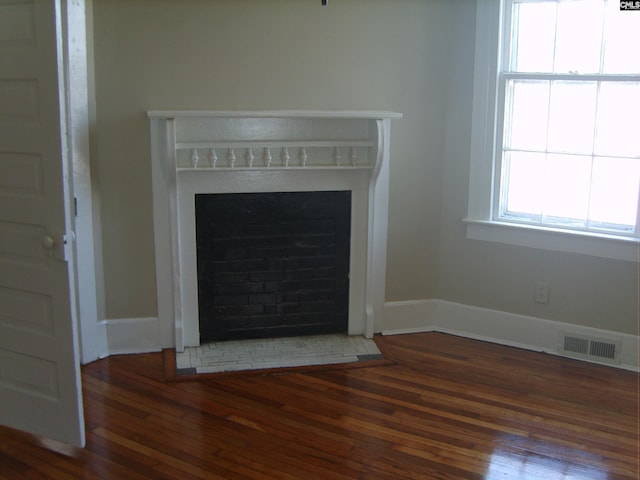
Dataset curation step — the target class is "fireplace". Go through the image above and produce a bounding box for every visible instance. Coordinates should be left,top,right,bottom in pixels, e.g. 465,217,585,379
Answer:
195,191,351,342
149,111,401,351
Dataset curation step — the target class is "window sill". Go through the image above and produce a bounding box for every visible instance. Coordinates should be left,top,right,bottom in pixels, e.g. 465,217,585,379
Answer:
463,219,639,262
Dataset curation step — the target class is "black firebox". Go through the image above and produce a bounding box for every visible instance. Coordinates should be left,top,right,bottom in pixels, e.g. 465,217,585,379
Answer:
195,191,351,343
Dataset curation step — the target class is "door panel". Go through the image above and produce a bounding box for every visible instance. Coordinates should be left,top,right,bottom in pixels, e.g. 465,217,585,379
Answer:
0,0,84,447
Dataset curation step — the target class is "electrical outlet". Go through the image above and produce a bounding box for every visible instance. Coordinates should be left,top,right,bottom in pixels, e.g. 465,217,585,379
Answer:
534,281,550,304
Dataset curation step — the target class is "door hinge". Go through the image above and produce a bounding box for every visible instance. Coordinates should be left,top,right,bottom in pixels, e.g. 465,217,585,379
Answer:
74,197,78,217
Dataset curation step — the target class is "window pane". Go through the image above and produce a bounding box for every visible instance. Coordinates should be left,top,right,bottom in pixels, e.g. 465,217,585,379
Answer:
502,151,545,218
504,80,549,151
547,81,597,154
542,154,591,226
554,0,604,74
510,1,556,73
603,1,640,74
590,157,640,231
595,82,640,158
498,0,639,237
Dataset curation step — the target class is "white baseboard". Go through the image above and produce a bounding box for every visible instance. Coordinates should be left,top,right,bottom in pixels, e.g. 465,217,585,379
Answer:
79,320,109,365
383,299,639,371
104,317,162,355
101,301,638,371
380,299,436,334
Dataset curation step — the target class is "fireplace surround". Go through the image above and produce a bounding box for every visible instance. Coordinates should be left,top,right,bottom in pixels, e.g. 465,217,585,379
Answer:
149,111,401,351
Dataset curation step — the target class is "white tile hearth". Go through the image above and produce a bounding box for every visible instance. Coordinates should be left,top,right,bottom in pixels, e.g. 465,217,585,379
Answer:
175,334,383,375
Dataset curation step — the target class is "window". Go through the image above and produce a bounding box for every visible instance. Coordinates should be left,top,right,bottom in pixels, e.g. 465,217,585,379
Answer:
466,0,640,261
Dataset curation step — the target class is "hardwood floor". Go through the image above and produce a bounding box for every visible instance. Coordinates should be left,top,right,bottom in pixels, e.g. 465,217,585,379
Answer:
1,332,638,479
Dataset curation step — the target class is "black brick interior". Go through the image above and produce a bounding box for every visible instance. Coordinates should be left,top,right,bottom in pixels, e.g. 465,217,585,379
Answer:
195,191,351,342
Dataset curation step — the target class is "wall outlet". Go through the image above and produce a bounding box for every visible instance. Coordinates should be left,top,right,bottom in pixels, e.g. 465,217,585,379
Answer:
534,281,550,304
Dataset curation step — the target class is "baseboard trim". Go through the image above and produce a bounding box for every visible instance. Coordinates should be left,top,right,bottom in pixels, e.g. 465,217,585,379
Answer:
101,301,638,371
105,317,162,355
383,299,639,371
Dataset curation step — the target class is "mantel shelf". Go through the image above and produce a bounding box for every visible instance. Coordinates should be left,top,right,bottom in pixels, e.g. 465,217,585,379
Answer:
149,110,402,120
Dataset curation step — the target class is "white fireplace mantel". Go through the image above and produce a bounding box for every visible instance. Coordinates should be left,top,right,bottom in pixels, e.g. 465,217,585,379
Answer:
149,110,401,351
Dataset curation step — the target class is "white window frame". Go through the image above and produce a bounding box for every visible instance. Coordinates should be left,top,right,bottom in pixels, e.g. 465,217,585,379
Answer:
464,0,640,262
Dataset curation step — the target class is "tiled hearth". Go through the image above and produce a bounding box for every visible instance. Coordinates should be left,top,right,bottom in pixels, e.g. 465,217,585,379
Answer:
175,334,383,375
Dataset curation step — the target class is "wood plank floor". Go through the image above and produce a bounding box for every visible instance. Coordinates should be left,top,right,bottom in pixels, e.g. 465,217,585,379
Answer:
1,332,638,479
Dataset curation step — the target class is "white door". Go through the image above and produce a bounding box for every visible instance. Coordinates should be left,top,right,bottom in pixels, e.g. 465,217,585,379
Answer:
0,0,85,447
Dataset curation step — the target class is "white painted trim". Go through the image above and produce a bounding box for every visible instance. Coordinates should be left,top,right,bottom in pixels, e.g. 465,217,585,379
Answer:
465,219,640,263
105,318,162,355
150,113,398,349
383,299,639,372
148,110,402,120
102,301,639,372
64,0,108,364
381,300,437,334
467,0,501,222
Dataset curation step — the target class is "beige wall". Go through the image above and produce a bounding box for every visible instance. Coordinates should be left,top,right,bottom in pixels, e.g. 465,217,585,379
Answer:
437,2,638,336
92,0,638,336
92,0,448,319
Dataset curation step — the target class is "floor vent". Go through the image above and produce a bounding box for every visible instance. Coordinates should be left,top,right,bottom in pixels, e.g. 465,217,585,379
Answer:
560,333,621,364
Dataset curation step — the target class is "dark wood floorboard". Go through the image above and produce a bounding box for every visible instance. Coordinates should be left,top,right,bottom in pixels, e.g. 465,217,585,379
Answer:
1,332,638,479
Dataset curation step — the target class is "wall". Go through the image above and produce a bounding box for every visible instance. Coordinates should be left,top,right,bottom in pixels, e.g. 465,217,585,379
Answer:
437,2,639,336
92,0,449,323
92,0,638,344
